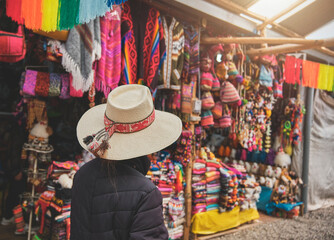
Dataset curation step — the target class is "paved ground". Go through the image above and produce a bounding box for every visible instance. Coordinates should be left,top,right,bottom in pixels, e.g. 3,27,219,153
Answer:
1,206,333,239
210,206,334,240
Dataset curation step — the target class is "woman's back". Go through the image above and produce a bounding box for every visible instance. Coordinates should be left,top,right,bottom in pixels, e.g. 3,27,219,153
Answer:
70,158,168,240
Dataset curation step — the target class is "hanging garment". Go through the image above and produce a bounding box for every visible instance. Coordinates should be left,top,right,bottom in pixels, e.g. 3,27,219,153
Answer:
95,6,122,97
121,0,165,91
284,55,303,85
302,60,320,88
6,0,24,24
318,64,334,91
78,0,110,24
182,25,199,80
41,0,59,32
157,16,184,90
52,18,101,92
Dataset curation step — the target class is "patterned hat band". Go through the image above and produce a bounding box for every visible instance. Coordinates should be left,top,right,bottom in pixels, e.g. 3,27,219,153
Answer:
83,110,156,157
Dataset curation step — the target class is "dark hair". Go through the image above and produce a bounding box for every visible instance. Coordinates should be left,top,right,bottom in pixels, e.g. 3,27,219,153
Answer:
101,159,117,191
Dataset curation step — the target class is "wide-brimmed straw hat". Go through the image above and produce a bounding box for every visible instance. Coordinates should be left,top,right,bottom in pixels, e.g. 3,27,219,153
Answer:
77,84,182,160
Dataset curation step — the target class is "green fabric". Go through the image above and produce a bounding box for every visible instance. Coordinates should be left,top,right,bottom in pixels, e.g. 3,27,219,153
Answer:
58,0,80,30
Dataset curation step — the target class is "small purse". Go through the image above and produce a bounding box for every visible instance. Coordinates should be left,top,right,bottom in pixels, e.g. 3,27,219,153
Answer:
0,25,26,63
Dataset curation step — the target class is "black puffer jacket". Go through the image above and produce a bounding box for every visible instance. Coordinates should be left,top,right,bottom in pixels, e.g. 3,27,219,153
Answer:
70,157,168,240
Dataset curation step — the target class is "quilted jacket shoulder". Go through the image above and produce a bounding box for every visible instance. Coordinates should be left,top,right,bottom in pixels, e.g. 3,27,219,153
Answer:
70,158,168,240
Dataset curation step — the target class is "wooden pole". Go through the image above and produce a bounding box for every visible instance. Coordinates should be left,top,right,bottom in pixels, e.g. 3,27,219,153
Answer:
201,37,334,46
205,0,333,56
183,78,198,240
247,39,334,56
257,0,307,30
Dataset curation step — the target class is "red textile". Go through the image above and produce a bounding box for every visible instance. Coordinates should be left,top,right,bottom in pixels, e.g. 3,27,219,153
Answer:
284,56,302,84
302,60,320,88
6,0,24,24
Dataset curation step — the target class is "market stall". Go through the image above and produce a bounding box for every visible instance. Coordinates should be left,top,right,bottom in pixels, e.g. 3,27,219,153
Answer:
0,0,334,240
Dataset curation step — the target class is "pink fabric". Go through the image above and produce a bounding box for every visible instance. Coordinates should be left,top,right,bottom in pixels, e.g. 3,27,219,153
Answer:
23,70,37,96
70,74,83,97
60,74,70,99
95,6,122,97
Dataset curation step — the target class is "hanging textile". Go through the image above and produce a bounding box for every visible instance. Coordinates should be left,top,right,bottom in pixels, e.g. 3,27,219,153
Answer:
318,64,334,91
157,16,184,90
106,0,127,8
6,0,24,24
5,0,126,32
51,18,101,92
95,6,121,97
57,0,80,30
284,55,302,85
78,0,110,24
302,60,320,88
120,0,166,91
21,0,43,29
182,25,199,80
41,0,59,32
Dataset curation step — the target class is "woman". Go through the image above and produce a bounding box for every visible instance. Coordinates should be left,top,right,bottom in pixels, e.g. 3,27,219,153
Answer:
71,84,182,240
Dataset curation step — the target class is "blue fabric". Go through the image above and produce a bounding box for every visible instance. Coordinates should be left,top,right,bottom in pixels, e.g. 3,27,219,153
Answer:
259,65,273,87
266,202,303,215
257,186,273,211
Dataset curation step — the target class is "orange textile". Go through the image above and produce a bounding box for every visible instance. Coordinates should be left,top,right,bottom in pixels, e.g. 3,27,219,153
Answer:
21,0,43,29
302,60,320,88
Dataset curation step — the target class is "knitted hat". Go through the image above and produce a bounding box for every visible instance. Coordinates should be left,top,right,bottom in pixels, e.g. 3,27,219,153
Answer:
211,101,223,119
216,62,228,81
201,91,215,110
201,110,214,128
211,75,221,91
227,61,238,79
200,57,212,72
220,81,241,104
200,72,214,91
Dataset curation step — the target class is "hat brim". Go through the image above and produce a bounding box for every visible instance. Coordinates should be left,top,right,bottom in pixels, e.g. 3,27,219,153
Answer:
77,104,182,160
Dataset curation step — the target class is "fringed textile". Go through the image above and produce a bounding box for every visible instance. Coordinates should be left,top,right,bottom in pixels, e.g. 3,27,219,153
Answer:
121,0,165,91
79,0,111,24
95,6,122,97
42,0,59,32
106,0,127,8
6,0,24,24
53,18,101,92
57,0,80,30
21,0,43,29
318,64,334,91
302,60,319,89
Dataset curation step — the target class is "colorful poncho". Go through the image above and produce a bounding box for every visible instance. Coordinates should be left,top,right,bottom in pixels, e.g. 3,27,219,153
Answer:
120,0,166,91
51,18,101,92
95,6,122,97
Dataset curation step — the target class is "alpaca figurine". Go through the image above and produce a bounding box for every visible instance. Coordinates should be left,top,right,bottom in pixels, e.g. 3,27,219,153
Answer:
251,162,259,175
274,167,282,179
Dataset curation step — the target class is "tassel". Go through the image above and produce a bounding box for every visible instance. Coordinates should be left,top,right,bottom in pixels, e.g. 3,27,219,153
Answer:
83,134,95,145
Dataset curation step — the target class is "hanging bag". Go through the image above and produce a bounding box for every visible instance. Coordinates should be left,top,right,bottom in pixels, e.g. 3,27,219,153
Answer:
0,25,26,63
259,64,273,87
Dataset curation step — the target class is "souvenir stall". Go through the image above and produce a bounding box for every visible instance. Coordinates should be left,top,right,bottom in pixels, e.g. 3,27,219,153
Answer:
1,0,334,239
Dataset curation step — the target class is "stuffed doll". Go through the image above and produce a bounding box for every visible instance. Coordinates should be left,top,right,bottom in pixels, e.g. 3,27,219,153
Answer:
274,147,291,169
265,177,276,188
251,162,259,175
265,165,274,178
274,167,282,179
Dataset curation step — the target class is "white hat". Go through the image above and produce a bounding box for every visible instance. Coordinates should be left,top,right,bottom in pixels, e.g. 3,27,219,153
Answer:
77,84,182,160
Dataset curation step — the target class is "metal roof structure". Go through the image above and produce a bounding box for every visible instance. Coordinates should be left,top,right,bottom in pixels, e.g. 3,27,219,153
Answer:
152,0,334,64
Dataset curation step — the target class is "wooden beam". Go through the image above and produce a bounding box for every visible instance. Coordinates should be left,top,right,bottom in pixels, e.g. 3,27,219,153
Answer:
316,47,334,57
203,0,334,59
206,0,265,21
247,40,334,56
257,0,307,30
201,37,334,46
